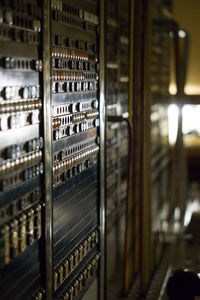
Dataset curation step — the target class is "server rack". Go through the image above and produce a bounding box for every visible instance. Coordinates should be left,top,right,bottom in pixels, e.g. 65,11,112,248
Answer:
105,0,133,296
0,1,105,299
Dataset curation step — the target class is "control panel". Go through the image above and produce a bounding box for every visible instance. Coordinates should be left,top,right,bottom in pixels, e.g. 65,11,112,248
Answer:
0,1,45,299
0,1,102,299
51,1,100,299
105,0,130,291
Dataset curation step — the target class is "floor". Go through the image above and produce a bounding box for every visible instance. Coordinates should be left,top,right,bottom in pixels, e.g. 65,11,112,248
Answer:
107,182,200,300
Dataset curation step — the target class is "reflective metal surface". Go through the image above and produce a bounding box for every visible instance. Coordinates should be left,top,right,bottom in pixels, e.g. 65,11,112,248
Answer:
43,1,53,299
99,0,106,299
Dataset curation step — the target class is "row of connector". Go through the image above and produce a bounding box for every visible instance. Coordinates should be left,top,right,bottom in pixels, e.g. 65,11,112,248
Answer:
51,3,99,26
0,150,42,176
0,203,43,266
0,109,40,131
0,162,44,192
0,99,41,114
52,71,97,82
32,287,45,300
53,119,99,141
52,81,97,93
52,100,97,117
0,9,41,32
52,47,89,60
53,156,95,186
53,145,99,176
0,2,41,18
53,110,99,128
2,56,43,72
53,137,97,163
54,229,99,291
59,253,100,299
0,26,40,45
0,188,41,224
52,71,85,81
0,85,40,101
0,137,43,160
52,59,97,73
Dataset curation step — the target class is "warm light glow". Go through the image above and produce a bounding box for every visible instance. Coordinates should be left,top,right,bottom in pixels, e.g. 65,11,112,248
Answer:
184,85,200,95
178,29,186,38
184,200,200,226
182,105,200,135
168,104,179,145
169,83,177,95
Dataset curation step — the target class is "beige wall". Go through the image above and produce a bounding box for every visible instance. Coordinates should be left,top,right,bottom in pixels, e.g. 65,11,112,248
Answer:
173,0,200,94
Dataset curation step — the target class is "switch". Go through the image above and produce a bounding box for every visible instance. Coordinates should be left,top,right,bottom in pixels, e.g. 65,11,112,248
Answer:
95,230,99,243
83,240,88,256
83,269,87,286
4,86,12,100
79,244,83,261
83,62,88,71
76,61,82,70
30,110,39,125
68,61,75,70
69,82,75,92
64,258,69,278
59,150,65,161
73,249,79,266
34,204,42,239
73,124,79,134
92,100,98,109
26,208,34,245
10,219,19,258
69,286,74,300
87,236,92,251
57,267,61,286
77,163,82,173
64,291,69,300
67,126,73,136
59,264,64,284
68,168,73,179
54,270,58,291
18,214,27,252
31,86,37,99
39,137,44,149
79,122,86,132
69,254,74,272
5,11,13,25
34,60,43,72
4,224,10,264
70,103,76,113
6,145,16,159
74,280,79,297
91,231,96,247
79,274,83,291
86,157,93,168
32,19,41,32
0,115,8,131
56,82,63,93
95,253,100,268
76,102,81,112
94,118,100,127
54,129,60,140
87,264,92,278
72,166,77,176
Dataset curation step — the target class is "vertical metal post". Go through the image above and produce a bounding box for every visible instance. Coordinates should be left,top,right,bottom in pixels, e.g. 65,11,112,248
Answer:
140,0,152,294
43,1,53,299
99,0,106,299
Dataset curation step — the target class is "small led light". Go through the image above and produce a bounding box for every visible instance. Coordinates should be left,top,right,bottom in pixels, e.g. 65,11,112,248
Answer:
178,30,186,38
